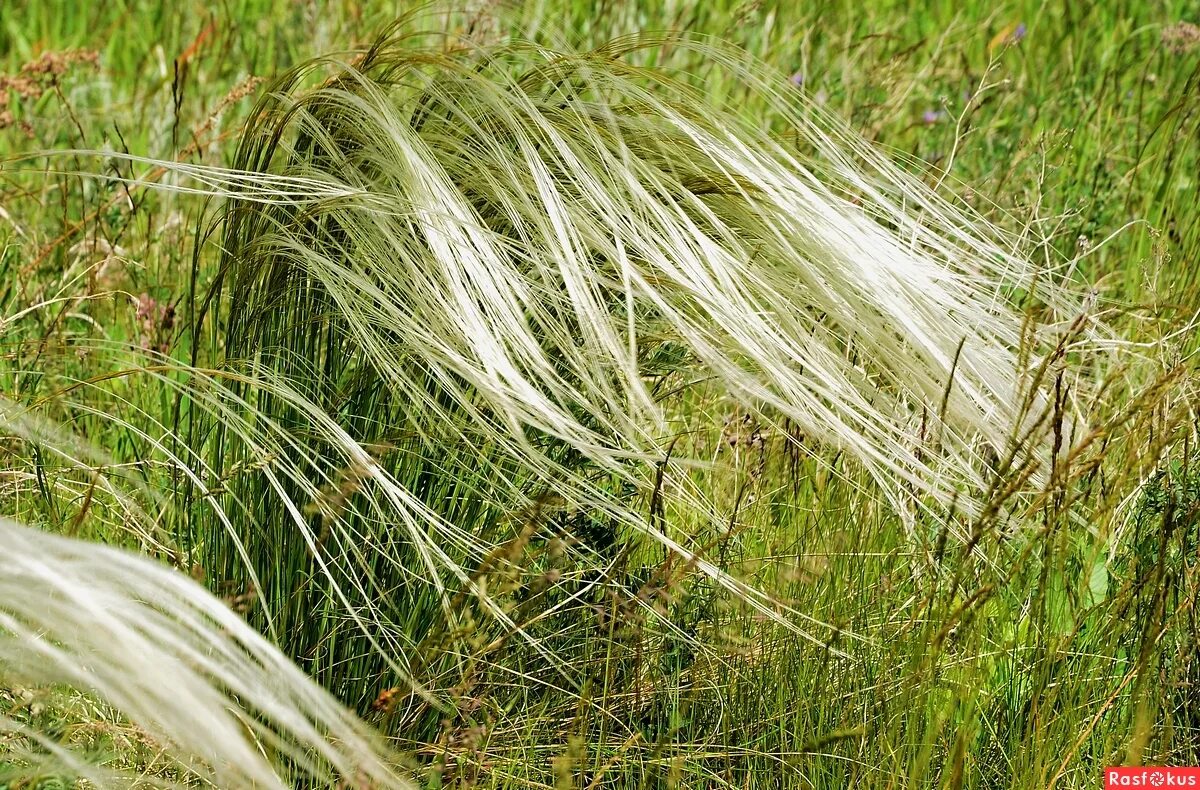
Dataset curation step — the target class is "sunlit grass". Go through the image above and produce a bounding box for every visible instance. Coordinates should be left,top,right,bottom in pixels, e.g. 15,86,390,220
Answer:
1,2,1199,787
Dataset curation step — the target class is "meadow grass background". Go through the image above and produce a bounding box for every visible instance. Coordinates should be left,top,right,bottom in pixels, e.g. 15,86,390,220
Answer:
2,0,1200,787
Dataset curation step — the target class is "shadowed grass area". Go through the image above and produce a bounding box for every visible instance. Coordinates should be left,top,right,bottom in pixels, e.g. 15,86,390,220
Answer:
1,2,1199,788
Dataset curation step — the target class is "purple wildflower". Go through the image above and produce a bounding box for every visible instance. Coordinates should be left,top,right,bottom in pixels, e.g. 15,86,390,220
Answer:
789,71,804,87
922,109,943,124
1012,23,1027,42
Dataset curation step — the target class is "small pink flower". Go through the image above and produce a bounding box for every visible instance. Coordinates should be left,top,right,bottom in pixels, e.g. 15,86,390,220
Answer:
135,292,158,321
134,292,173,352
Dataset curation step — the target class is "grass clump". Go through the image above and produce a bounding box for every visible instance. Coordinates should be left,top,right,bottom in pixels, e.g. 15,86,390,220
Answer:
178,22,1102,720
0,2,1198,787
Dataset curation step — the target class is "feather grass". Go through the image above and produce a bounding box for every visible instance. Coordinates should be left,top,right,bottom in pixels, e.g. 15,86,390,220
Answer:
2,26,1114,757
0,516,412,787
34,33,1100,510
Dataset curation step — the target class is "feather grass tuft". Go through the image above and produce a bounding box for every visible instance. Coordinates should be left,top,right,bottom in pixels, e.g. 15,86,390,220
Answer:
1,29,1112,752
0,517,412,788
206,32,1094,515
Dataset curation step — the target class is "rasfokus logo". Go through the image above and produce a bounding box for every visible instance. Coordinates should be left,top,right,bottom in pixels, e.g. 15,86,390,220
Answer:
1106,768,1200,788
